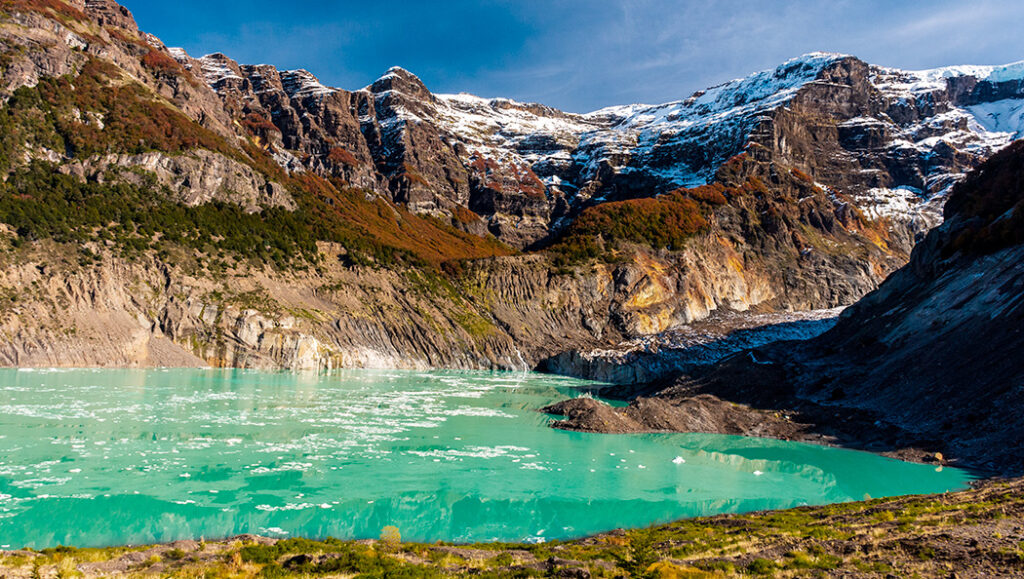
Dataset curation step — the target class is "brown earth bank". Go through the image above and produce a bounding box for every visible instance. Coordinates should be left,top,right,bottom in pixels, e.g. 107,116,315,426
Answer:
3,477,1024,578
545,141,1024,477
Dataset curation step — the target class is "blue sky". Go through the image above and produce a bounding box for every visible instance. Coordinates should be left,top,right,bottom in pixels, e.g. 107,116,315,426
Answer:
124,0,1024,113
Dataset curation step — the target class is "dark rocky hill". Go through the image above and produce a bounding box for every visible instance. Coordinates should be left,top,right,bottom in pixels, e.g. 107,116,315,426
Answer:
548,141,1024,474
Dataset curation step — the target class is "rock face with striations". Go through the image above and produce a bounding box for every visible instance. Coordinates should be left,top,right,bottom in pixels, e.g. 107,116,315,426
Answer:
546,142,1024,474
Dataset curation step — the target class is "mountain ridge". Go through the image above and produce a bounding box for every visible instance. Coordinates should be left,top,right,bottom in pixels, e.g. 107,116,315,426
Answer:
0,0,1019,372
170,44,1024,248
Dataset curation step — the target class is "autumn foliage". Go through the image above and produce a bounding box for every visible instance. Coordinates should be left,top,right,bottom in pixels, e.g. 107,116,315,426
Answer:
547,184,725,265
0,0,86,22
327,147,359,167
241,112,280,135
141,49,183,75
32,59,235,158
450,204,480,225
469,155,546,198
0,57,513,269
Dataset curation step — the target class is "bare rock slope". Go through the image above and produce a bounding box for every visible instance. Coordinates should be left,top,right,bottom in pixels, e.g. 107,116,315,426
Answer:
548,142,1024,474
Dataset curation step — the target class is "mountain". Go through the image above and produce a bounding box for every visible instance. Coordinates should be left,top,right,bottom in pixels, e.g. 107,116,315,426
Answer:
0,0,1019,371
181,50,1024,248
547,141,1024,474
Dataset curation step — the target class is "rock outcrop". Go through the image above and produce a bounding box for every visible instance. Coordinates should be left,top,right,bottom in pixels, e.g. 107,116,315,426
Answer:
546,141,1024,474
172,44,1024,250
58,150,295,211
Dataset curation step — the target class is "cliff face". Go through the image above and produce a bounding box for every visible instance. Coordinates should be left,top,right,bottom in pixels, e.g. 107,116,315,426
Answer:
546,142,1024,474
0,0,1019,371
0,220,875,372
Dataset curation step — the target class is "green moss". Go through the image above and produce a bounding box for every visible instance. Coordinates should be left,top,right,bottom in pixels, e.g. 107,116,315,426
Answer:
453,310,495,338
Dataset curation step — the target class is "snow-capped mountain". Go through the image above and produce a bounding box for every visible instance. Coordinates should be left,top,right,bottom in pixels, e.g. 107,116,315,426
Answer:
1,0,1019,372
170,49,1024,247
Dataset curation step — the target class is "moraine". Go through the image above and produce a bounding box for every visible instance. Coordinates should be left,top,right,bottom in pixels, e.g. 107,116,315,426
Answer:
0,368,971,549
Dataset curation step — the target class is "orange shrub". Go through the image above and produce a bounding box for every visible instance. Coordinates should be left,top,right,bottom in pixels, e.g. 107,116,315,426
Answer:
288,173,512,265
141,49,183,75
240,112,280,135
401,163,430,187
551,190,710,262
685,184,728,205
790,167,813,182
105,27,142,46
327,147,359,167
1,0,86,22
450,204,479,224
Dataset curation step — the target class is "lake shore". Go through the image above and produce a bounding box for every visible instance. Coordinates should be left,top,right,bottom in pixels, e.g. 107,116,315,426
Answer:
2,477,1021,578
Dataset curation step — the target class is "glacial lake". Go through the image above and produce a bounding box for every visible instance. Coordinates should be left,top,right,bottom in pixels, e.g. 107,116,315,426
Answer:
0,368,971,549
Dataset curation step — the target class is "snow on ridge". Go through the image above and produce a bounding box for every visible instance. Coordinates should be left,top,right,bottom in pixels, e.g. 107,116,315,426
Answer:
869,59,1024,160
280,69,336,99
369,66,427,92
966,100,1024,138
378,66,414,80
872,59,1024,97
167,47,189,61
188,48,1019,225
612,52,849,130
585,52,850,122
426,52,856,191
198,55,242,88
432,92,600,166
907,60,1024,83
559,53,855,188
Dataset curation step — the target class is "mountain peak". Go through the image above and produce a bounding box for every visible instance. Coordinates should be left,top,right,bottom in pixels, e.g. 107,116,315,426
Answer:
198,53,243,88
82,0,138,31
775,52,856,76
385,65,415,76
370,66,431,99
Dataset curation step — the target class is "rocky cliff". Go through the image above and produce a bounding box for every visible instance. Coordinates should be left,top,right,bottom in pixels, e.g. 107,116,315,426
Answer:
178,49,1024,250
0,0,1020,371
547,141,1024,474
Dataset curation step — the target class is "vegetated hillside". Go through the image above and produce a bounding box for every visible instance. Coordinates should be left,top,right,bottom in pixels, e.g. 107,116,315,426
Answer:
0,0,1015,370
547,141,1024,475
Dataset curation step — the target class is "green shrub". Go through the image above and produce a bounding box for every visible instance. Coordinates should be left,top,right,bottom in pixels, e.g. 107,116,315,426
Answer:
746,558,777,575
164,548,186,561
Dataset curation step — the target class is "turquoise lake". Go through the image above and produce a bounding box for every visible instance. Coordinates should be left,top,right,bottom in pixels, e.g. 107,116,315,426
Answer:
0,368,972,549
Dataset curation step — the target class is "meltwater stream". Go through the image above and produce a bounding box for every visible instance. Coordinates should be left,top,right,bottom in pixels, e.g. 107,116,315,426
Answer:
0,368,971,549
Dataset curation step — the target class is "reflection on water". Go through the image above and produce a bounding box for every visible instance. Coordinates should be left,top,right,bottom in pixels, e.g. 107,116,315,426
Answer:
0,368,972,549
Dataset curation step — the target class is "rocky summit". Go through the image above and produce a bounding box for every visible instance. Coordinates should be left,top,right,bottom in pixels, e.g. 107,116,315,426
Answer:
0,0,1021,376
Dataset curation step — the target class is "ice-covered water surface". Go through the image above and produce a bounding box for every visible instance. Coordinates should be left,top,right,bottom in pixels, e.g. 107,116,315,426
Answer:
0,368,971,548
